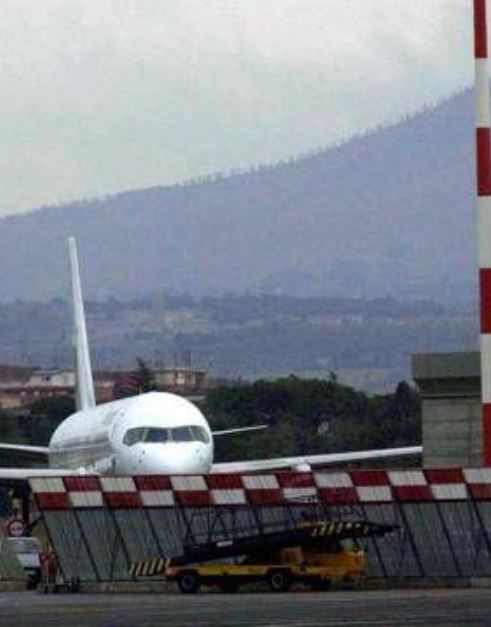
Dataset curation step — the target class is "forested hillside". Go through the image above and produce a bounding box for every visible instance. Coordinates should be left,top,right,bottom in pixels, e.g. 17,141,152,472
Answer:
0,89,477,304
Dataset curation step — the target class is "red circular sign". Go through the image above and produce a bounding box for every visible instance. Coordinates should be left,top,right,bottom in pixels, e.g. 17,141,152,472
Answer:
6,518,24,538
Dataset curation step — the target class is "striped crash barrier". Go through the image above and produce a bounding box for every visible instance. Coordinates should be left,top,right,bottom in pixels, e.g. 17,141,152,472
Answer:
28,468,491,510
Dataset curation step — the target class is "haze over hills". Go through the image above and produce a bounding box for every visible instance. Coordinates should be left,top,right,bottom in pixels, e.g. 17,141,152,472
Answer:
0,89,477,304
0,294,476,392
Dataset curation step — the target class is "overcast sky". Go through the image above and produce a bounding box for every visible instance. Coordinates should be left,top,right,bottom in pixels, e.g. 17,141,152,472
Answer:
0,0,475,216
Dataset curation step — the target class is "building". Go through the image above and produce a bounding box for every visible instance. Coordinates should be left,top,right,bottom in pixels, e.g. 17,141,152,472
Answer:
0,364,211,410
153,367,209,393
0,366,114,409
412,352,482,467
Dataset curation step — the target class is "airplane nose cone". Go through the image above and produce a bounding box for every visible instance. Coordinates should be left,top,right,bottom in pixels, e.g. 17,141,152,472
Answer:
133,444,210,474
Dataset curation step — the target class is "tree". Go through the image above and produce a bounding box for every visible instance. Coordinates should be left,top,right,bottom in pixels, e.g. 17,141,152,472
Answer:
0,406,22,444
134,358,157,393
204,377,421,463
115,358,157,398
25,396,76,445
29,396,75,422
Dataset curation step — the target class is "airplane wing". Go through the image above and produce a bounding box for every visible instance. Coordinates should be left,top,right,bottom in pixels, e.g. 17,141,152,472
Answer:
0,443,81,481
0,468,81,480
211,445,423,473
0,443,49,466
0,444,50,455
0,443,66,481
212,425,268,437
0,443,50,469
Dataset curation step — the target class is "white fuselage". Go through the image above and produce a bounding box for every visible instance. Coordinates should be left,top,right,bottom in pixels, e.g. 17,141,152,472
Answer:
48,391,213,475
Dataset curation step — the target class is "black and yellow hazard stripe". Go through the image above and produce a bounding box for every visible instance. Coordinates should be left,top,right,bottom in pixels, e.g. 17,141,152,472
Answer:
129,556,169,577
309,520,371,538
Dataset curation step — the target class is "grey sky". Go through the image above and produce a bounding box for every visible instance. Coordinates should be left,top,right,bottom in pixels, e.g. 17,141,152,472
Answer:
0,0,474,216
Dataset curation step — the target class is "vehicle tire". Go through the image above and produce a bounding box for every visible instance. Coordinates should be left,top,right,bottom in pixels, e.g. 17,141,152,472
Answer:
26,577,36,591
267,569,291,592
218,578,239,593
177,570,201,594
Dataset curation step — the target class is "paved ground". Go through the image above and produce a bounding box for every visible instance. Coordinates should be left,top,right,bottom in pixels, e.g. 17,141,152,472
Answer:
1,589,491,627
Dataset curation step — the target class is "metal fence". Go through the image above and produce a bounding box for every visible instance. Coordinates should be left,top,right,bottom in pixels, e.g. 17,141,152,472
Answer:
29,468,491,582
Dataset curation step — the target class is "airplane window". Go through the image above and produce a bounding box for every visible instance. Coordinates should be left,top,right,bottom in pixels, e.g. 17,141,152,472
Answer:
190,425,210,444
145,428,169,443
124,425,209,445
169,426,210,443
171,426,194,442
123,428,145,446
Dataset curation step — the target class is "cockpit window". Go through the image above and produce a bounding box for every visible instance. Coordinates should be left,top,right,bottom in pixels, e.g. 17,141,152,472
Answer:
123,425,210,446
123,427,145,446
171,426,194,442
190,426,210,444
145,427,169,443
170,426,210,443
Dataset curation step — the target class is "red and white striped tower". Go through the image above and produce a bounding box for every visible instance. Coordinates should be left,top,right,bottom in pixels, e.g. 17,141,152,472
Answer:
475,0,491,465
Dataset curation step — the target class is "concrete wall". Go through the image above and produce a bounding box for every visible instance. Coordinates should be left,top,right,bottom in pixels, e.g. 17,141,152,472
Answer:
412,352,483,467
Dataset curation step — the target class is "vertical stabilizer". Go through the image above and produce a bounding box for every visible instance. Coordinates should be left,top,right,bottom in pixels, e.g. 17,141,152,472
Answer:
68,236,96,410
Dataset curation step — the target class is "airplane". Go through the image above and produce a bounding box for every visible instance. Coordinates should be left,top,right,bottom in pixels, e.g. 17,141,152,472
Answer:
0,237,422,479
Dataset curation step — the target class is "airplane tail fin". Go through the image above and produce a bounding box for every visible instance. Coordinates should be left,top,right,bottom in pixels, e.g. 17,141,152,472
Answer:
68,236,96,411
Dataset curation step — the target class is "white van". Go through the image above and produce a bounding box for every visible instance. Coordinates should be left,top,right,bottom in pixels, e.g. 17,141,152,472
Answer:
7,537,42,588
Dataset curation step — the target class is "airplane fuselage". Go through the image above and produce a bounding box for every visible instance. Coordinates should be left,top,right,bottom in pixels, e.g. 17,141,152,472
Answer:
48,391,214,475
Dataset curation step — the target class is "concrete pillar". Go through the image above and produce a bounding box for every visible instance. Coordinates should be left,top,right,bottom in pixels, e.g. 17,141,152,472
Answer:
412,352,483,467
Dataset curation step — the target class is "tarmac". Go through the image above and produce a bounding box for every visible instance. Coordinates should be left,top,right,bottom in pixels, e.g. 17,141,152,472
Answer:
1,588,491,626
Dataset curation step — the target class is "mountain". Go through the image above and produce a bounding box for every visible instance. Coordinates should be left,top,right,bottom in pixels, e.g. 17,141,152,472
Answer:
0,89,478,303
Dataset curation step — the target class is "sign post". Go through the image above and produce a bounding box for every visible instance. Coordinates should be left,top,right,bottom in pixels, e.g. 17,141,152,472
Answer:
6,518,25,538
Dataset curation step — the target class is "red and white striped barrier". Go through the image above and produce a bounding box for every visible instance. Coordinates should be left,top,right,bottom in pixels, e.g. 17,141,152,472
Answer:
425,469,468,501
388,470,431,502
463,467,491,499
206,474,248,506
241,474,284,505
134,476,175,507
350,470,393,504
474,0,491,466
64,476,104,508
30,478,69,510
169,475,211,506
313,471,358,504
29,468,491,511
100,477,141,509
277,471,317,502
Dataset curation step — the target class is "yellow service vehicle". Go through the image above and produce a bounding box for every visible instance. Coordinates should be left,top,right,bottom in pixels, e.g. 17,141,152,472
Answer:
129,520,396,593
165,538,366,593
